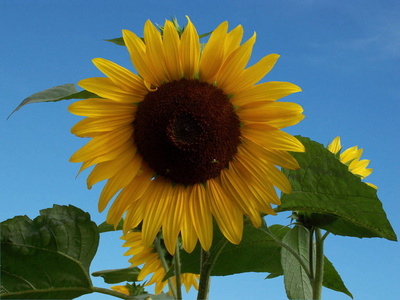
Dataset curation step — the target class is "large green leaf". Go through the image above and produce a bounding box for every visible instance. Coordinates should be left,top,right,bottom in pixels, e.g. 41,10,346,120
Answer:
180,221,289,276
1,205,99,299
8,84,100,119
277,136,397,241
92,267,141,284
281,225,313,300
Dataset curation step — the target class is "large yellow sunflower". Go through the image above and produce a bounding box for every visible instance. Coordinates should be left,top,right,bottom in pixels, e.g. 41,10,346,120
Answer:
122,231,199,295
69,17,305,254
328,136,377,189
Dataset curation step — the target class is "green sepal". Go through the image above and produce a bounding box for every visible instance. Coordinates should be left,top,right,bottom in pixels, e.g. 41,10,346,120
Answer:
98,218,124,233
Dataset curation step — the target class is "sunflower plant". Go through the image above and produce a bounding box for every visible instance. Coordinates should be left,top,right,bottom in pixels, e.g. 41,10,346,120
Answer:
2,16,396,300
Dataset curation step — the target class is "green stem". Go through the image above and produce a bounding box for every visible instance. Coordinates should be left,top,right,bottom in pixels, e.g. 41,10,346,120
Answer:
322,231,330,241
154,236,177,299
92,287,130,299
312,228,324,300
308,226,315,280
174,242,182,300
197,239,229,300
197,248,211,300
260,227,312,280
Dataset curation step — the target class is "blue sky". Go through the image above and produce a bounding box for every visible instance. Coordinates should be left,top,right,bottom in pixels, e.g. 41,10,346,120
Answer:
1,0,399,299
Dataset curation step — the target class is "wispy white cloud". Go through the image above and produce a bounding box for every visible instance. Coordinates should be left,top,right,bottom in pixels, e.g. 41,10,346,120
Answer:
304,3,400,62
343,16,400,60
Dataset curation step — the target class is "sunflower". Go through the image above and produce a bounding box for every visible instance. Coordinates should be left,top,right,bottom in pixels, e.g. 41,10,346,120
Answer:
110,285,130,296
328,136,377,189
69,17,305,254
121,230,199,295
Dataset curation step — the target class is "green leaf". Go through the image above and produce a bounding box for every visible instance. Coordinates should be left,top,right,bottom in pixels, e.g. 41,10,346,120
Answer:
180,221,290,276
264,233,353,298
1,205,99,299
265,273,281,279
277,136,397,241
92,267,141,284
8,84,101,119
323,257,353,298
98,218,124,233
281,225,313,300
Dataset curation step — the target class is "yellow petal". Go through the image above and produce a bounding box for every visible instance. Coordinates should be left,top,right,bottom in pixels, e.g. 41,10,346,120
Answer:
141,177,172,248
340,146,362,164
87,146,137,189
228,54,280,94
258,161,292,194
240,137,300,170
231,81,302,106
189,184,213,251
198,21,228,83
71,115,133,137
181,198,198,253
163,184,185,255
144,20,170,83
68,98,136,117
179,16,200,79
219,170,262,228
108,164,154,226
207,179,243,245
98,154,142,212
224,25,243,59
238,146,291,194
237,101,303,126
215,32,256,94
241,123,305,152
231,156,280,208
79,77,141,103
92,58,148,95
70,126,133,163
366,182,378,189
122,29,160,87
121,197,147,234
328,136,341,154
75,140,133,174
163,20,183,80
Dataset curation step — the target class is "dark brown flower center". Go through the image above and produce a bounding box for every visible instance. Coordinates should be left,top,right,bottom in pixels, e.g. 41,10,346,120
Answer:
134,79,241,185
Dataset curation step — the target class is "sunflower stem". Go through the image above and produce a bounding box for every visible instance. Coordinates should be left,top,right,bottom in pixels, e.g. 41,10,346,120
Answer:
312,228,324,300
197,248,211,300
308,226,315,280
154,236,178,299
197,238,229,300
174,241,182,300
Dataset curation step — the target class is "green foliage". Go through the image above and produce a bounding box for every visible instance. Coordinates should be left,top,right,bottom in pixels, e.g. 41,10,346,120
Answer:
92,267,141,284
180,221,289,276
281,225,312,300
1,205,99,299
278,136,397,241
8,84,100,119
